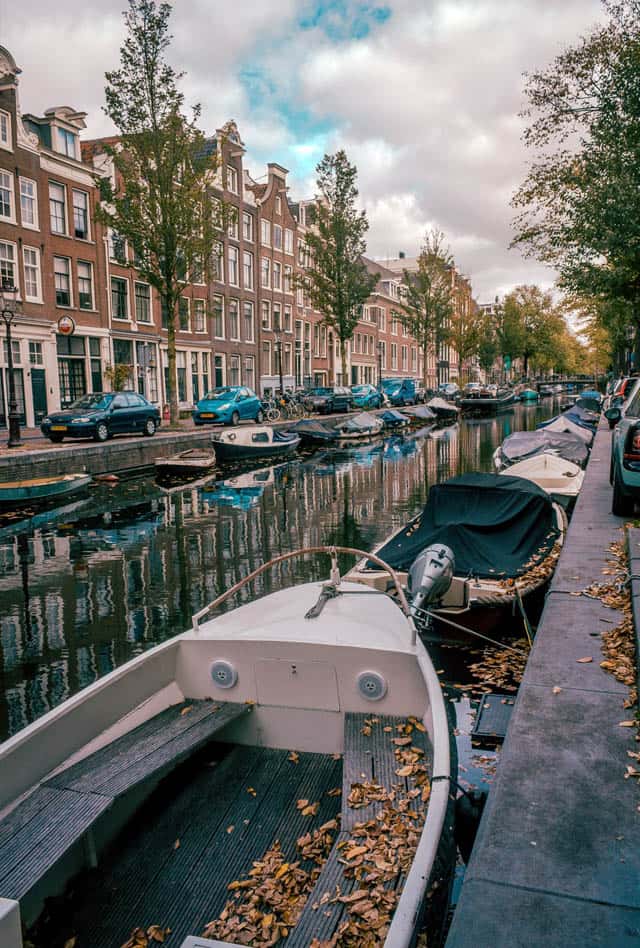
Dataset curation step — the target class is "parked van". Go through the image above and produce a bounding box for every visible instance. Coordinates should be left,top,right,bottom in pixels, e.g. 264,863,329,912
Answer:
380,377,417,406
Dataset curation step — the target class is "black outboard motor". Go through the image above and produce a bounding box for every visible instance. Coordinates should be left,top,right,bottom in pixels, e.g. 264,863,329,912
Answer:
407,545,455,624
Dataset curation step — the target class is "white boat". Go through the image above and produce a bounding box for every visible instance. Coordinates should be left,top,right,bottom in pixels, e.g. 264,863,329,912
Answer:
213,425,300,461
499,452,584,505
155,447,217,477
0,546,451,948
335,411,384,441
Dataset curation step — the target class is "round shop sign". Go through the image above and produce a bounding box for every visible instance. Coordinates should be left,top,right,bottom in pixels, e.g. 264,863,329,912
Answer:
57,315,76,336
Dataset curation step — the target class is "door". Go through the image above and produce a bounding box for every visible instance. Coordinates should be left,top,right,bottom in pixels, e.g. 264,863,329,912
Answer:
31,369,48,425
109,393,130,433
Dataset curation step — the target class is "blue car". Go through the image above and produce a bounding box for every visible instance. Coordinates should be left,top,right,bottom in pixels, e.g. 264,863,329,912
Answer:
351,383,382,410
41,391,160,443
381,378,417,407
193,386,264,426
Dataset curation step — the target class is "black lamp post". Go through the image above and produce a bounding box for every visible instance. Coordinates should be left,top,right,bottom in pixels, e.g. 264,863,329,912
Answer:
377,340,383,390
275,336,284,395
1,283,21,448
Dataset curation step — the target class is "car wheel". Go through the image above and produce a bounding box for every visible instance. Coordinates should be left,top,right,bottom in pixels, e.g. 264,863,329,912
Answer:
230,410,240,426
144,417,157,437
95,422,109,443
49,434,64,443
612,464,634,516
256,409,264,424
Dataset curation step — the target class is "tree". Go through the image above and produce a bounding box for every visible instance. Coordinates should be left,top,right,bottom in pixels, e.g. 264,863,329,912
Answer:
512,0,640,361
97,0,223,424
498,285,560,376
395,229,455,387
297,151,378,383
447,299,484,382
477,315,500,378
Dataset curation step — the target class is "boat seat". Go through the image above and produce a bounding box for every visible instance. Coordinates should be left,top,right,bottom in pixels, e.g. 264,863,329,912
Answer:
287,712,430,947
0,700,248,902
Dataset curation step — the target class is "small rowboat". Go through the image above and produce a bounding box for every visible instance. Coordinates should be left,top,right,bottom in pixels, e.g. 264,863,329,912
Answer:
155,447,217,478
0,473,92,509
499,452,584,507
213,425,300,462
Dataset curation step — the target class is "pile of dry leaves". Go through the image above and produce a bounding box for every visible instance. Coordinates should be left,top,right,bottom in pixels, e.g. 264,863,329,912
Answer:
468,639,530,693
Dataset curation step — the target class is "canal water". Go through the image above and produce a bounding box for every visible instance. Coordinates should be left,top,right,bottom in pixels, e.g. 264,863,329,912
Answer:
0,399,561,742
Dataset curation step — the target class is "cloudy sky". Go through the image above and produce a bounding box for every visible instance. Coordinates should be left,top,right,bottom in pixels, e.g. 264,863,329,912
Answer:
0,0,605,300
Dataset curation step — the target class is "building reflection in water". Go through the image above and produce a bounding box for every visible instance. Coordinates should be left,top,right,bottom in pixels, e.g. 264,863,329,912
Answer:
0,403,553,738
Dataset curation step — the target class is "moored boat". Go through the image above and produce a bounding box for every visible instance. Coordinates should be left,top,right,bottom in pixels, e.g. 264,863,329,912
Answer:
155,447,217,478
0,473,92,509
288,418,338,445
493,428,589,471
380,408,411,430
349,473,566,640
335,410,384,441
426,397,459,422
0,545,451,948
401,404,437,425
536,413,594,444
213,425,300,461
518,387,539,402
459,388,515,414
499,452,584,507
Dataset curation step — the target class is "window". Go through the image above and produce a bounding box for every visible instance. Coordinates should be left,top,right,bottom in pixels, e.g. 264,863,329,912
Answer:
243,250,253,289
202,351,210,392
261,300,270,330
19,178,38,228
213,295,224,338
242,212,253,242
54,256,71,307
213,242,224,281
49,182,66,234
226,165,238,194
3,339,20,364
228,245,239,285
0,170,14,221
262,341,271,376
379,308,386,331
284,229,293,254
273,261,281,290
229,354,241,386
0,241,16,291
273,303,282,332
179,297,190,331
411,347,417,372
194,298,206,332
29,341,43,365
261,219,270,246
284,264,292,293
227,209,238,239
72,190,89,239
191,352,199,403
313,324,320,357
109,230,127,264
391,343,397,369
229,299,240,340
134,281,151,322
0,111,11,150
111,276,128,319
191,255,205,284
275,195,281,215
261,257,271,288
23,247,41,301
391,316,399,335
401,345,408,371
243,301,254,341
59,127,76,158
243,356,255,390
273,224,282,250
379,340,386,369
284,304,292,332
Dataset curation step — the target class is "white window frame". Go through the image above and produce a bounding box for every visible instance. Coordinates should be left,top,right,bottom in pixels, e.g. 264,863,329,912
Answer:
243,301,254,342
49,181,67,235
134,280,151,323
275,195,282,215
110,275,129,320
226,165,238,194
19,177,38,229
22,246,42,302
243,250,254,290
0,240,18,294
284,264,293,294
273,260,281,290
284,228,293,255
0,110,11,151
193,298,206,333
178,296,190,332
58,127,77,159
229,298,241,341
262,340,271,376
227,209,239,239
261,219,271,247
72,189,90,240
242,212,253,242
273,224,283,250
54,255,72,308
228,244,239,286
261,300,271,330
77,260,94,311
213,294,225,339
0,169,15,223
261,257,271,288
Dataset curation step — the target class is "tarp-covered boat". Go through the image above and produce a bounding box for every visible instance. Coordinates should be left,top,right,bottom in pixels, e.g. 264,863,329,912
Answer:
351,473,565,638
536,414,594,444
575,395,601,413
288,418,338,445
335,411,384,440
499,452,584,506
561,406,599,430
426,397,459,422
213,425,300,461
380,408,411,429
401,405,437,424
493,429,589,470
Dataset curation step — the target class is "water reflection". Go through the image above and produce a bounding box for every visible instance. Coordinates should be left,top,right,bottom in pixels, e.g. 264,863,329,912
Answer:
0,401,558,738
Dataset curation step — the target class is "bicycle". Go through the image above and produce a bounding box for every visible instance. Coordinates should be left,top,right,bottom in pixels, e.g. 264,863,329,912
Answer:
261,398,281,422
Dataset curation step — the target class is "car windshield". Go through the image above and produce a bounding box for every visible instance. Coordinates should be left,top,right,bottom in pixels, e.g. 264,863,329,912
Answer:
204,388,235,401
381,380,400,391
70,394,113,411
623,382,640,417
311,388,332,396
352,386,368,393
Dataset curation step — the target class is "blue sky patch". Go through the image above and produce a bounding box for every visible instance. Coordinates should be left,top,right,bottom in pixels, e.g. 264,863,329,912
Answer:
299,1,392,41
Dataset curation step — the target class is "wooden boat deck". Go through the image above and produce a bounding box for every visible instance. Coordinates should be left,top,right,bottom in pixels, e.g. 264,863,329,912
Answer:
25,712,432,948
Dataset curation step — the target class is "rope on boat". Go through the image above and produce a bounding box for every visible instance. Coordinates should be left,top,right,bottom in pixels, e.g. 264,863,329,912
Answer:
424,610,530,656
514,585,534,647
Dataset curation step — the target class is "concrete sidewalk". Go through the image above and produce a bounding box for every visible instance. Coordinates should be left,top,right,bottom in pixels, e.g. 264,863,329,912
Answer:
446,422,640,946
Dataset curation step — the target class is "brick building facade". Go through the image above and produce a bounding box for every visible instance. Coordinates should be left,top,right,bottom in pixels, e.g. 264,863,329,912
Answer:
0,44,478,430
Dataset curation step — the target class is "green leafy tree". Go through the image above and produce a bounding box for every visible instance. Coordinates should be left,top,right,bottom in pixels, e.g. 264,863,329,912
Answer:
297,151,378,383
395,229,455,386
477,315,500,378
499,285,560,376
97,0,224,424
447,300,484,382
512,0,640,362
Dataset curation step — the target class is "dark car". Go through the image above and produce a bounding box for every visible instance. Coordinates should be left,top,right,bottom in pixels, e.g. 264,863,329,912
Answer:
41,392,160,443
304,386,353,414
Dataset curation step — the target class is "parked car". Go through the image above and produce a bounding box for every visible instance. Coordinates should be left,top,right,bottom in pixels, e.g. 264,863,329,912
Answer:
380,378,417,407
606,378,640,514
438,382,460,400
413,380,427,403
463,382,482,394
351,383,382,410
193,386,263,426
41,392,160,443
304,386,353,414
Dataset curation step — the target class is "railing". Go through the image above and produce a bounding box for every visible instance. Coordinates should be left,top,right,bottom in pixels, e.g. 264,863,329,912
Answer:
191,544,417,644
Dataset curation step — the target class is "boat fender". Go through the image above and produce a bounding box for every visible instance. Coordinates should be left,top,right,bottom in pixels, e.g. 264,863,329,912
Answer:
210,660,238,690
454,788,488,863
357,670,387,701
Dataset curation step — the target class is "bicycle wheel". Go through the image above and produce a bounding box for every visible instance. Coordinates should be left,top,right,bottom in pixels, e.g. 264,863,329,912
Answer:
267,408,281,422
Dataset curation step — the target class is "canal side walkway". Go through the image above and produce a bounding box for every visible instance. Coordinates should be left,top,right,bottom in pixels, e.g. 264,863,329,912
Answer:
447,421,640,946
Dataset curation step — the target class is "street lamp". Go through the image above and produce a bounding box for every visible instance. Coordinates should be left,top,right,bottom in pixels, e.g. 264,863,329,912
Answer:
274,336,284,395
0,282,21,448
377,341,383,390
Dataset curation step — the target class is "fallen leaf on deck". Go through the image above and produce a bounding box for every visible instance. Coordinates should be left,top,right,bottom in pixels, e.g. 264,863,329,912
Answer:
226,825,234,833
147,926,171,943
246,786,257,796
64,939,77,948
576,656,593,663
288,751,300,764
552,686,562,695
180,706,192,715
173,839,180,849
618,721,636,727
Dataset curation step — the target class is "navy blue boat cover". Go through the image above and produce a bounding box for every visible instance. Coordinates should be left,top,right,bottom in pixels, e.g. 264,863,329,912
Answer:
375,473,559,578
499,429,589,467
